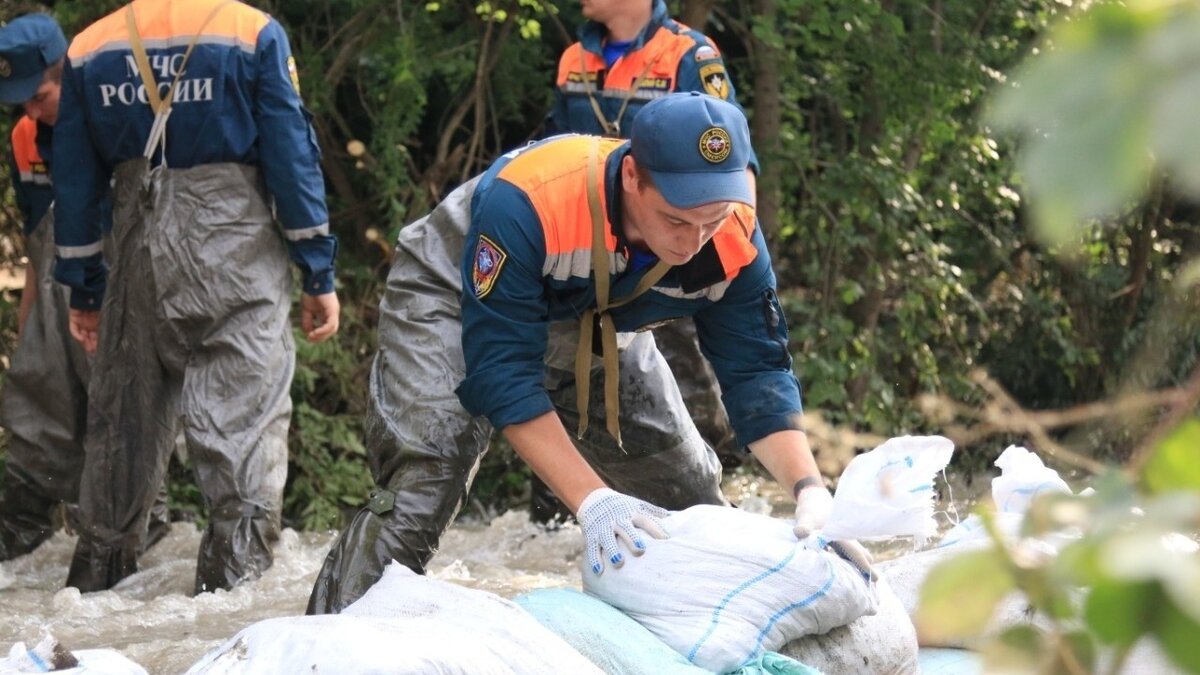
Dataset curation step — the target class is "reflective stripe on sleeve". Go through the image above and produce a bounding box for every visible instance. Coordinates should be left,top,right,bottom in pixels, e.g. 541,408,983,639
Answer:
57,242,104,258
283,223,330,241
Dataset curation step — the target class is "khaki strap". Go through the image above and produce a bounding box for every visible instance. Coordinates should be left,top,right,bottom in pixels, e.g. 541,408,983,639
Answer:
125,0,234,115
577,48,657,137
575,139,671,446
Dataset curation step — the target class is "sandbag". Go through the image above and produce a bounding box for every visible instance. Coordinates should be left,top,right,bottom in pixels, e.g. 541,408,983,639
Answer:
584,505,877,673
515,587,820,675
779,577,918,675
811,435,955,548
939,445,1072,548
1,640,146,675
187,564,603,674
878,445,1185,674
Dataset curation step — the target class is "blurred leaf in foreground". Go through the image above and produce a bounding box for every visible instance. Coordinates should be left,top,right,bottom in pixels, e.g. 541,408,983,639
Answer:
988,0,1200,247
916,547,1015,644
1141,418,1200,494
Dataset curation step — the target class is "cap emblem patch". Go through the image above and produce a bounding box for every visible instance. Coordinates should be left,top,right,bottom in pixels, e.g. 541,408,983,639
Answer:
698,127,732,163
0,58,10,78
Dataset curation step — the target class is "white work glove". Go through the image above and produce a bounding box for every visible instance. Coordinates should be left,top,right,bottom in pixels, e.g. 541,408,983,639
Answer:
792,484,834,539
793,483,877,582
577,487,669,575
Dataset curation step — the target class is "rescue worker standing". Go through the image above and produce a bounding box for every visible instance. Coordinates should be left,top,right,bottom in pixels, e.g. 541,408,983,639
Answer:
0,14,87,560
544,0,747,481
308,93,846,615
52,0,340,594
0,13,169,560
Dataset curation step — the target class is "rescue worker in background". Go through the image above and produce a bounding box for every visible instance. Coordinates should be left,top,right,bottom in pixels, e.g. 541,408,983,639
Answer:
0,13,169,561
532,0,752,522
308,93,857,615
52,0,340,594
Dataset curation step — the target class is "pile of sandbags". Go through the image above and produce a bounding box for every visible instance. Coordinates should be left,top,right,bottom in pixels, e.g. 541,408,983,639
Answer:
877,445,1185,675
186,564,603,675
514,587,818,675
582,435,955,673
583,504,877,673
186,435,957,674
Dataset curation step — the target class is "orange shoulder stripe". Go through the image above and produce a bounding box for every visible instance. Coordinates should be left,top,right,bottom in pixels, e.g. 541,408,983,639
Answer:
10,116,41,172
711,204,759,279
69,0,268,60
557,42,603,87
497,136,625,256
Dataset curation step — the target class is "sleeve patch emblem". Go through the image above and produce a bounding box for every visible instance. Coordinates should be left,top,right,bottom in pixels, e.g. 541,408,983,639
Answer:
694,45,717,61
699,63,730,100
287,56,302,95
472,234,508,299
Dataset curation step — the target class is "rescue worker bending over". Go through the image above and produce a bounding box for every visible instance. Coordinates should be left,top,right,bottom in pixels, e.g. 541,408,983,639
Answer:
52,0,340,594
0,13,168,561
529,0,753,523
308,93,844,615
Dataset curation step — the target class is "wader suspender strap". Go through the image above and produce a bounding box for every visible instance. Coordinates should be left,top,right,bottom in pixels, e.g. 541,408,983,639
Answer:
125,0,234,159
574,138,671,447
577,47,656,138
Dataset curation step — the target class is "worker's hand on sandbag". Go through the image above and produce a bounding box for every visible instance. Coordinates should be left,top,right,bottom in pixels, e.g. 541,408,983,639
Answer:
577,487,669,576
792,484,833,539
828,539,877,583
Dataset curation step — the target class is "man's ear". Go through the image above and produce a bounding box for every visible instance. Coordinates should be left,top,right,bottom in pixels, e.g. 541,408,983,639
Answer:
621,155,639,192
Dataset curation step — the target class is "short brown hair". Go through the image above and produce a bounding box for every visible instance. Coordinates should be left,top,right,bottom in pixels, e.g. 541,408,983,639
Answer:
633,160,658,193
43,58,63,84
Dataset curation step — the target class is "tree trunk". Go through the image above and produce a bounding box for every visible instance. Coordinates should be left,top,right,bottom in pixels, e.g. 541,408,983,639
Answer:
679,0,717,29
749,0,783,241
845,260,886,409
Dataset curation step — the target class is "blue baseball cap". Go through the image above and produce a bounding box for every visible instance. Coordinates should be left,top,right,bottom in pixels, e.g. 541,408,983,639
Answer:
0,14,67,105
629,92,753,209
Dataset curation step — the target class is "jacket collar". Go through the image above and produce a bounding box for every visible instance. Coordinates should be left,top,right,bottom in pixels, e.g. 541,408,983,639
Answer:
578,0,670,57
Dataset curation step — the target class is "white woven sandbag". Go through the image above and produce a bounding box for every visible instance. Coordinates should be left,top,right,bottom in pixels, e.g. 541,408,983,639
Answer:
1,645,147,675
187,564,602,675
991,445,1072,514
584,505,877,673
813,435,955,547
939,445,1071,548
780,577,919,675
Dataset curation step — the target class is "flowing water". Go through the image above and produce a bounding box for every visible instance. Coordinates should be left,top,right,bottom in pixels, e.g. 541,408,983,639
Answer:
0,473,977,673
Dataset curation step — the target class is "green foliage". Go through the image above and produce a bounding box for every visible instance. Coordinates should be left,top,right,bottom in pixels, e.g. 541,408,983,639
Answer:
283,269,379,531
166,458,205,526
1084,580,1158,647
284,401,372,530
1141,418,1200,495
919,441,1200,673
916,543,1015,643
974,5,1200,603
988,1,1200,246
761,0,1077,447
468,436,534,519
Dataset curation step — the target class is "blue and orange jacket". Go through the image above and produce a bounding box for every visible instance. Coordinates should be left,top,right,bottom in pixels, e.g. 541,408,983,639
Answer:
10,115,113,238
52,0,335,310
545,0,759,172
9,115,52,235
456,135,803,447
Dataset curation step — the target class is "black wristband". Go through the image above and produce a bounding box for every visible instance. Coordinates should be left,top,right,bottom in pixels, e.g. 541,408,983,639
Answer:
792,475,823,499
